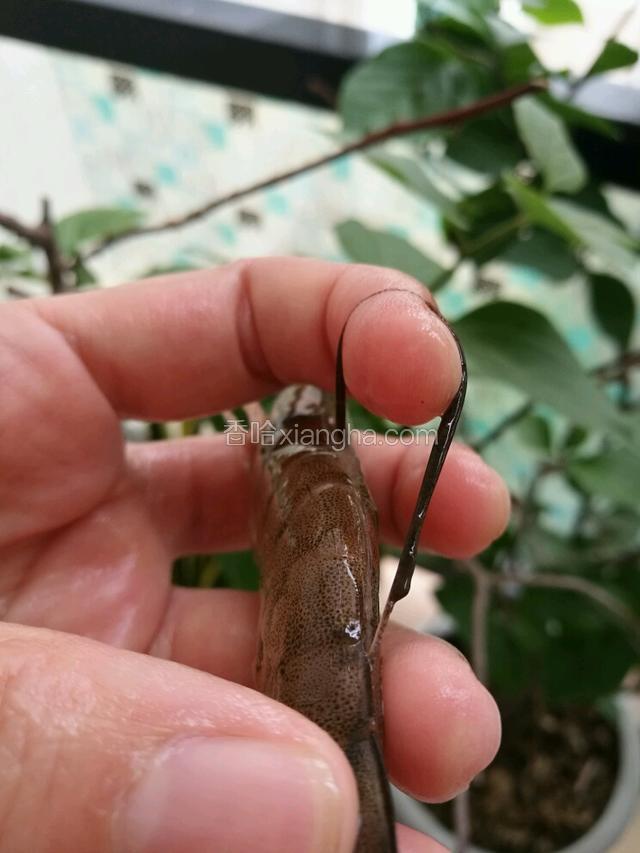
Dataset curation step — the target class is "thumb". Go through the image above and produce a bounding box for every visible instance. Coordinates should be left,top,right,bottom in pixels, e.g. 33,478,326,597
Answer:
0,623,358,853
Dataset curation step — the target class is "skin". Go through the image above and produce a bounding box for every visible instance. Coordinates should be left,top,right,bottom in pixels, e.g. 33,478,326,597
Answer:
0,258,509,852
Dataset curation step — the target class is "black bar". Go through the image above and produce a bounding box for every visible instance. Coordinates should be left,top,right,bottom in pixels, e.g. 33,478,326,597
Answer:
0,0,393,108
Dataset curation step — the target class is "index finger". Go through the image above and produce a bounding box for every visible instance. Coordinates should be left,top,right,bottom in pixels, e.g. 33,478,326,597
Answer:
31,258,461,424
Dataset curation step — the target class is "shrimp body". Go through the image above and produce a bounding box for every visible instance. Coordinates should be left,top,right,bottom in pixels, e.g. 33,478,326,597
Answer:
251,385,396,852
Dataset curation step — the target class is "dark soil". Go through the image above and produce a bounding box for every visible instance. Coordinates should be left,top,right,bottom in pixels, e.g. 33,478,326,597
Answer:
430,699,618,852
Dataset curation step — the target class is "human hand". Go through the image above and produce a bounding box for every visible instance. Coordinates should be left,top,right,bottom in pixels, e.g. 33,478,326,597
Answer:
0,258,508,852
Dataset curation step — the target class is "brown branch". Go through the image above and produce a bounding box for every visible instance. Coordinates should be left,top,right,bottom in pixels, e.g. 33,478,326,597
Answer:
453,791,472,853
0,211,47,247
472,401,533,452
461,559,640,651
85,79,547,259
0,199,66,293
452,559,493,853
39,199,66,293
464,560,492,684
592,349,640,382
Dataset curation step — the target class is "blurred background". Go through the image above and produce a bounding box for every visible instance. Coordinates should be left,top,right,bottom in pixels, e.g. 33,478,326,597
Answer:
1,1,639,851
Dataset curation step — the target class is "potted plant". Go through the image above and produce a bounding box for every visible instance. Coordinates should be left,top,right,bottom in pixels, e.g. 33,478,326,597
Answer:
333,2,640,848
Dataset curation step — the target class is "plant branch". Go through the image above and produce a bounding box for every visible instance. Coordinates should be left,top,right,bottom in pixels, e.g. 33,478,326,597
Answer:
461,559,640,651
39,199,66,293
452,558,493,853
472,401,533,452
592,349,640,382
514,571,640,643
85,79,547,259
453,792,472,853
464,560,492,684
0,199,66,293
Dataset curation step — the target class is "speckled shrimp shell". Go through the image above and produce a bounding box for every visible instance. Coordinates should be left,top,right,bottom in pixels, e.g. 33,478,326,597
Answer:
251,294,467,852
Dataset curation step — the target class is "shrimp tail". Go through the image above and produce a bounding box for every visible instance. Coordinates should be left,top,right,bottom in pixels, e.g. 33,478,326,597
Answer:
347,734,397,852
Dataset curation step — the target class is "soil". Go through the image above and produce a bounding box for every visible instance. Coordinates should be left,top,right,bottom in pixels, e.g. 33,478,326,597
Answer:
430,699,618,852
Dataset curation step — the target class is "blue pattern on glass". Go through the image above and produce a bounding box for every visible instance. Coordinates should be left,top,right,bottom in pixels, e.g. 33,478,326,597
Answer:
92,95,115,123
155,163,178,185
204,122,226,148
265,190,289,215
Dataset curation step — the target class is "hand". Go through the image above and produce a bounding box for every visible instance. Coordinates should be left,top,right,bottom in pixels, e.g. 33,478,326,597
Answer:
0,259,508,853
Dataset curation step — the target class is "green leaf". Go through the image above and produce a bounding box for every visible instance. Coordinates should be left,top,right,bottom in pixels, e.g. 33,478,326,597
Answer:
215,550,260,591
449,184,521,262
523,0,583,25
569,447,640,507
336,220,446,290
74,260,97,286
588,39,638,77
505,179,640,287
563,424,589,452
447,115,524,178
486,16,543,83
370,152,468,227
416,0,497,40
338,41,492,135
552,198,639,287
0,244,28,262
436,569,635,703
140,261,203,278
454,301,619,432
516,414,553,452
505,178,576,242
589,275,635,351
501,228,578,281
55,207,143,255
514,96,586,193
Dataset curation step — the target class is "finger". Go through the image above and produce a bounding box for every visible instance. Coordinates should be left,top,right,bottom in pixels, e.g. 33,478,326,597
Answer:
126,436,508,559
0,622,358,853
0,304,123,543
152,590,500,803
397,824,449,853
32,260,460,424
4,489,171,650
150,588,260,687
125,435,252,556
383,627,501,802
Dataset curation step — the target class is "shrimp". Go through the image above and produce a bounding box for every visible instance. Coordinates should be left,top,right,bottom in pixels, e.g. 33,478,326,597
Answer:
251,292,467,852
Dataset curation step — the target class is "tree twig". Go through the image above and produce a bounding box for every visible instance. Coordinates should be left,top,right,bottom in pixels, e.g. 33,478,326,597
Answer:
39,199,66,293
514,571,640,643
84,79,547,259
464,560,492,684
0,199,66,293
460,558,640,651
453,792,472,853
472,401,533,452
592,349,640,382
452,558,493,853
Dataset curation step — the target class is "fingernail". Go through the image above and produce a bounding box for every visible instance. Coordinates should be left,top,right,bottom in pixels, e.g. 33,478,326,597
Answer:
114,737,349,853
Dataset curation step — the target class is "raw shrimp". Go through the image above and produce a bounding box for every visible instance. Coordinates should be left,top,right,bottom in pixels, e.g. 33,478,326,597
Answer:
251,292,467,851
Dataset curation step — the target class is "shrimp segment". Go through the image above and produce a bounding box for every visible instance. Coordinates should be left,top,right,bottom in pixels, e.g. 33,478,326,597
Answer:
252,385,396,852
